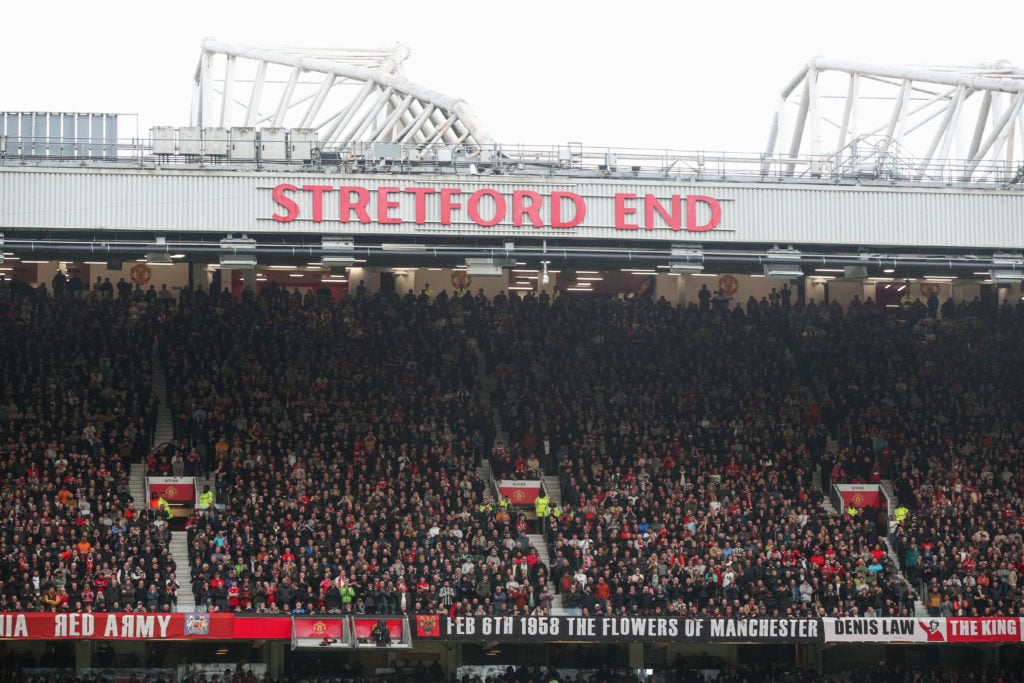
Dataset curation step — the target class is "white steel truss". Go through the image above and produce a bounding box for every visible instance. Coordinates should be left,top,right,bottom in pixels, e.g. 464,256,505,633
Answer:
766,58,1024,183
191,38,495,153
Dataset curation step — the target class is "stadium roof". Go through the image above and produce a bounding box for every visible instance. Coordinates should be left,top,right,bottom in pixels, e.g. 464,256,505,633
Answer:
766,57,1024,183
192,38,495,151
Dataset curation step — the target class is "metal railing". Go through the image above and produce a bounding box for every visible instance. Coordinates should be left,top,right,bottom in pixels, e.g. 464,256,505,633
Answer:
2,133,1023,188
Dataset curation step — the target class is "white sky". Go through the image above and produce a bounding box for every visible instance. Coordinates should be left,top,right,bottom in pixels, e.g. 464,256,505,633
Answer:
2,0,1022,153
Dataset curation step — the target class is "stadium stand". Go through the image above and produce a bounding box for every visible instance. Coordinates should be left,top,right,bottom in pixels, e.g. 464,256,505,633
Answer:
795,299,1024,618
0,282,168,613
2,282,1022,627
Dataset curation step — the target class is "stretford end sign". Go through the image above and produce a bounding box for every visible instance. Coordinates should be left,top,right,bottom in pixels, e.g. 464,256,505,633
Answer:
270,184,723,232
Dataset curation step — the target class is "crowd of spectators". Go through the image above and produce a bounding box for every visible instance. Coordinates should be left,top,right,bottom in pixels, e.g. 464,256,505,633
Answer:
1,276,1022,622
165,283,514,616
484,295,917,619
0,280,169,613
794,300,1024,617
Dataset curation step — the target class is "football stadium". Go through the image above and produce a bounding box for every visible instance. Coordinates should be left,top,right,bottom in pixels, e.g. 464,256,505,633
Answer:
0,40,1023,682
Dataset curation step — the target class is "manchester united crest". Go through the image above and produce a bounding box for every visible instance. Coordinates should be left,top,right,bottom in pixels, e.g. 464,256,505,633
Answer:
451,271,472,290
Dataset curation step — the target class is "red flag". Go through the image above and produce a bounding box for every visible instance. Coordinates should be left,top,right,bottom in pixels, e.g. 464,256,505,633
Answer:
416,614,441,638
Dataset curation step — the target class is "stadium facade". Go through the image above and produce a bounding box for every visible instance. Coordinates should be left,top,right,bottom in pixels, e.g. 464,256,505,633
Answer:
1,40,1023,679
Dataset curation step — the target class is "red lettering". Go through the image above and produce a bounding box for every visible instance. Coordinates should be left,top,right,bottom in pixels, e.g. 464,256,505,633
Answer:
377,186,402,225
441,188,463,225
615,193,639,230
271,184,299,222
404,187,436,224
340,187,371,223
551,191,585,229
686,195,722,232
302,185,333,223
644,194,682,230
512,191,544,227
468,189,506,227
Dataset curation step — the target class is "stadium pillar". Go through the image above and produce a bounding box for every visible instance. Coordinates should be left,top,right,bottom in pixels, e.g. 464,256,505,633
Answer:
444,643,462,676
242,269,257,295
794,644,821,673
74,640,92,673
999,281,1020,305
654,273,685,306
628,642,644,668
268,640,286,679
189,262,209,292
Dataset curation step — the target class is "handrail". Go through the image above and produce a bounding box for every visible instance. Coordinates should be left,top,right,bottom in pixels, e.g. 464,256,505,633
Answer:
3,133,1023,188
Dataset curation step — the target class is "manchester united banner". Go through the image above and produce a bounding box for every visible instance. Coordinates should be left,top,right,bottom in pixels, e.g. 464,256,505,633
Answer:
292,616,348,649
2,613,1019,645
834,484,882,509
431,615,824,643
496,480,542,505
0,612,234,640
148,476,197,504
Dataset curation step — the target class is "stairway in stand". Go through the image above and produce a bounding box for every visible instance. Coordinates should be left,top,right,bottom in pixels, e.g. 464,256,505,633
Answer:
151,340,175,447
128,462,147,509
526,533,571,615
470,337,505,499
476,459,493,495
149,339,200,611
541,475,562,507
169,531,195,612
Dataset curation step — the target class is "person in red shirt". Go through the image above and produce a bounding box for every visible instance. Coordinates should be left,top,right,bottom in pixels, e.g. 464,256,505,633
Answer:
513,455,527,477
869,545,887,563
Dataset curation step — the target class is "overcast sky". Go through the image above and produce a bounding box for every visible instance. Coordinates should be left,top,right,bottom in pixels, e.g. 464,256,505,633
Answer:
2,0,1022,153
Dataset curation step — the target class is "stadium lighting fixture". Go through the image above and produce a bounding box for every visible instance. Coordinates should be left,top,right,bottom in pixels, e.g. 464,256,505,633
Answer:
220,256,257,269
145,252,173,265
991,270,1024,282
764,265,804,278
669,263,703,275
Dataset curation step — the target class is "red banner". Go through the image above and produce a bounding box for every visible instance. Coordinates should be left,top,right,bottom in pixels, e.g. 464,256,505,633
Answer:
353,617,404,642
0,612,232,640
835,484,882,509
148,477,196,504
293,617,344,639
0,613,1021,645
415,614,441,637
497,480,542,505
231,615,291,639
946,618,1021,643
